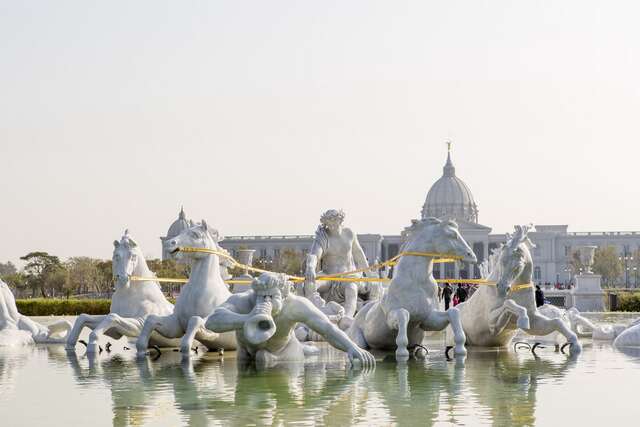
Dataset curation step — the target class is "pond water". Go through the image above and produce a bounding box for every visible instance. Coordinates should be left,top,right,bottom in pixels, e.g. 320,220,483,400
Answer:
1,314,640,426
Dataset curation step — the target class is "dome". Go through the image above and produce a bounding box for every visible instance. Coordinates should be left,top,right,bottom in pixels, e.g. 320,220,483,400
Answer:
421,145,479,223
166,206,190,238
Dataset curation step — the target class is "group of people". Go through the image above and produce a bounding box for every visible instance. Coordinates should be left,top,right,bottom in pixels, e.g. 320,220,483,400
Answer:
438,283,470,310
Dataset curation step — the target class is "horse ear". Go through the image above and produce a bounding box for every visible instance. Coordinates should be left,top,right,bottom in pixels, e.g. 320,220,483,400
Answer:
201,219,208,231
113,240,120,248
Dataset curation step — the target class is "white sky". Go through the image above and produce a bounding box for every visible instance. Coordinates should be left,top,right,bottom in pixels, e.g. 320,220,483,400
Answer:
1,1,639,263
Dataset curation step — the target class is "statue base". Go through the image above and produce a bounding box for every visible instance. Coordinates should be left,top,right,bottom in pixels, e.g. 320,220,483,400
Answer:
570,274,605,312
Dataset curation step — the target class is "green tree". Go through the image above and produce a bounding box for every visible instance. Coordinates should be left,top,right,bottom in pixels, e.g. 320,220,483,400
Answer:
1,272,27,295
66,257,101,297
20,252,62,298
0,261,17,277
592,246,623,287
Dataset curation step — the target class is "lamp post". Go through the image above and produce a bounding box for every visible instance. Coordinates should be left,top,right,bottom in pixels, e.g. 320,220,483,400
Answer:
618,252,633,288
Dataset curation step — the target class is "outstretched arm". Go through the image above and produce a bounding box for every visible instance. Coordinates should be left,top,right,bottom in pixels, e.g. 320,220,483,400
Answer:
291,297,375,367
204,294,254,333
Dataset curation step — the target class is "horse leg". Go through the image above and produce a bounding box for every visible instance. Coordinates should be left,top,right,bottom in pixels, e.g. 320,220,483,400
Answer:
136,314,182,357
65,314,104,350
503,299,530,329
180,316,212,354
342,282,359,318
423,308,467,356
528,312,582,353
88,314,141,353
387,308,411,361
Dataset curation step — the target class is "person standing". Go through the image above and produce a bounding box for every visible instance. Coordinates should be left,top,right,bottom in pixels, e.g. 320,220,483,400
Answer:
442,283,453,310
455,284,468,305
535,285,545,307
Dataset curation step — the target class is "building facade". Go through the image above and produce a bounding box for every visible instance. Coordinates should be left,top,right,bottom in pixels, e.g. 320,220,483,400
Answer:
162,148,640,287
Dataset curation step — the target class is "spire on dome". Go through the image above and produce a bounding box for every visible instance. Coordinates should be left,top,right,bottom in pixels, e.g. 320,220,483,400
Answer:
179,205,186,220
443,140,455,177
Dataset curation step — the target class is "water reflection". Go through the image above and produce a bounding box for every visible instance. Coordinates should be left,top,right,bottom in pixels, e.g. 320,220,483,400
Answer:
2,338,640,426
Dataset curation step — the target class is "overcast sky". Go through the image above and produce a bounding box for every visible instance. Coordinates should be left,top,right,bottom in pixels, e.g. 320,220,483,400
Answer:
1,1,639,263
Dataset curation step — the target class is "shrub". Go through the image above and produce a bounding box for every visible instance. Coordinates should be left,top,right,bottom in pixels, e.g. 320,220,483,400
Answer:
617,293,640,312
16,298,111,316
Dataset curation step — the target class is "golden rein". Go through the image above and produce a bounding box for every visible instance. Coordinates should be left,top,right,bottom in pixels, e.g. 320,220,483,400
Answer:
130,246,514,287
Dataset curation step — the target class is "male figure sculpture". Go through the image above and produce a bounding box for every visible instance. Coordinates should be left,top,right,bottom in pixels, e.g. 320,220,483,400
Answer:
204,272,375,368
304,209,375,320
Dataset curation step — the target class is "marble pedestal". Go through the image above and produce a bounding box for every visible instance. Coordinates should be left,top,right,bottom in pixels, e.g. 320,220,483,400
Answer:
570,274,605,312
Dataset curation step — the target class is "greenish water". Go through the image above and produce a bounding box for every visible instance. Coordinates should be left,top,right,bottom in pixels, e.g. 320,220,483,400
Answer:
1,315,640,426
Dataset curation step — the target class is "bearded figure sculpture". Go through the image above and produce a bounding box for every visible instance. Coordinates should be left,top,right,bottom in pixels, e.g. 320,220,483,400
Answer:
204,272,375,368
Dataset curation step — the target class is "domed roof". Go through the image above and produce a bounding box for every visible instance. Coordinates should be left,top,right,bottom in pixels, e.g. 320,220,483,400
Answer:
421,145,479,223
166,206,190,238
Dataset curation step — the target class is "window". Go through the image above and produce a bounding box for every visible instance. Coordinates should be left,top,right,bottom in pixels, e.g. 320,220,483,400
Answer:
534,266,541,281
564,246,571,256
260,248,267,258
273,248,280,258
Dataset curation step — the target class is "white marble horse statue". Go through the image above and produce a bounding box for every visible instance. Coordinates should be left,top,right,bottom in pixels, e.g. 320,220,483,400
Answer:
347,217,477,361
0,279,72,346
613,318,640,348
451,225,582,353
136,220,236,356
65,230,177,353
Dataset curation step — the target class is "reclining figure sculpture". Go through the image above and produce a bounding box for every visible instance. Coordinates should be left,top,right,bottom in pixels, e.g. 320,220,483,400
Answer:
1,279,71,346
204,272,375,368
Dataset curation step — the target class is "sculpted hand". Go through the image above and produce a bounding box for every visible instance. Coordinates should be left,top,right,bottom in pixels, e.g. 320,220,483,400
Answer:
305,268,316,284
347,346,376,369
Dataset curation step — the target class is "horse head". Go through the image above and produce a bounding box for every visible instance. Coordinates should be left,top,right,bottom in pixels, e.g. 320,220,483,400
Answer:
164,220,223,262
112,230,144,289
495,225,534,296
403,217,477,263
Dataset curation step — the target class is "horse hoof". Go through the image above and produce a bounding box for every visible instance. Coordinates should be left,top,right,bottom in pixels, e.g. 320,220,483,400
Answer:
151,346,162,361
218,349,224,356
411,345,428,359
123,346,130,351
98,345,103,354
105,342,112,353
78,340,88,348
560,343,571,354
192,347,198,354
395,348,410,362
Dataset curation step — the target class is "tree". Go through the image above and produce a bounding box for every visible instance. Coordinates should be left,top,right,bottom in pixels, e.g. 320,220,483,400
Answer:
592,246,623,287
66,257,101,297
20,252,63,298
0,261,17,277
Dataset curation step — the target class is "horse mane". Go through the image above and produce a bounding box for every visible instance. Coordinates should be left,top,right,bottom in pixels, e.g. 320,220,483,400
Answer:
400,217,458,251
506,224,536,250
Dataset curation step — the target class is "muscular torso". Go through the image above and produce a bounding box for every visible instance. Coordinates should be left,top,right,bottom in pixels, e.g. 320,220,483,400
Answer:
319,229,355,274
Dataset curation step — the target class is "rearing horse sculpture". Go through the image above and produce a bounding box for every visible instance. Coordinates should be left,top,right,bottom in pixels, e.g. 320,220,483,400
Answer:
347,217,477,361
65,231,177,353
451,225,582,353
136,220,236,356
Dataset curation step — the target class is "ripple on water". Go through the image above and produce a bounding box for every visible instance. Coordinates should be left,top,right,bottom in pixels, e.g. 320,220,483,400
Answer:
2,315,640,426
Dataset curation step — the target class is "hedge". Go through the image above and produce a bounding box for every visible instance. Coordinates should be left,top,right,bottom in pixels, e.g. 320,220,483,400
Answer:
16,299,111,316
617,293,640,312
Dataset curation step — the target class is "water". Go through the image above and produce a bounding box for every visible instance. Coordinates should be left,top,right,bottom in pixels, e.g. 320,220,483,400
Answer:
1,314,640,426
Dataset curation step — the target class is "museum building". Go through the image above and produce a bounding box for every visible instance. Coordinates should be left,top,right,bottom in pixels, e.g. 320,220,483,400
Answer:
161,148,640,286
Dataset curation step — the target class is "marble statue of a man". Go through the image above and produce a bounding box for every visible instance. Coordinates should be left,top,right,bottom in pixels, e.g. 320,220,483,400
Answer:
304,209,374,319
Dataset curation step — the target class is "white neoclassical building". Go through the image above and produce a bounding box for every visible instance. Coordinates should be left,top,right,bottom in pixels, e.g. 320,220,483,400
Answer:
161,147,640,286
